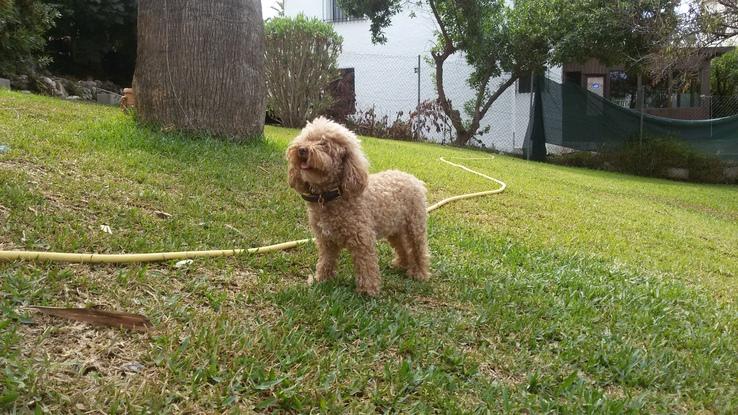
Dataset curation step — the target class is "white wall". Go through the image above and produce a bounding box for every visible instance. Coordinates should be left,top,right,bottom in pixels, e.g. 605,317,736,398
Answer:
285,0,561,152
284,0,322,18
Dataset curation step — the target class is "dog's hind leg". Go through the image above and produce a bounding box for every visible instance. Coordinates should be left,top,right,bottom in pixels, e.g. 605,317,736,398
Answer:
387,233,410,271
405,214,430,281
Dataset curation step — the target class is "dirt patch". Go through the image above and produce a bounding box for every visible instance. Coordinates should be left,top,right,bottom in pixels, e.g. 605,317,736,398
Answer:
17,314,159,413
10,262,282,413
0,158,49,182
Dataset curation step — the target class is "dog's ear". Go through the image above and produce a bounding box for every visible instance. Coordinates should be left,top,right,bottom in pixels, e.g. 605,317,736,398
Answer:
340,145,369,198
286,145,308,194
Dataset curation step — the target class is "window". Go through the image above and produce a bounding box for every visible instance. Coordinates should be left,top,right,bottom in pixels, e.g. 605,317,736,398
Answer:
518,74,532,94
608,70,637,108
564,71,582,87
326,68,356,119
326,0,363,22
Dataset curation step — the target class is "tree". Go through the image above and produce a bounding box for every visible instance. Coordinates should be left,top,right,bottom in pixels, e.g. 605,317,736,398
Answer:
711,49,738,96
0,0,58,76
264,15,342,128
338,0,679,145
694,0,737,42
270,0,285,17
42,0,137,85
133,0,266,140
645,0,737,83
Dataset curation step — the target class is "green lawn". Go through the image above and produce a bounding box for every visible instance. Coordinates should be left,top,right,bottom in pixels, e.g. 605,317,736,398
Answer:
1,91,737,413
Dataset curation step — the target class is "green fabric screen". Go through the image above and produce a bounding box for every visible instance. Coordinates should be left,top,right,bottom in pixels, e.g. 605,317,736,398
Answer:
526,76,738,161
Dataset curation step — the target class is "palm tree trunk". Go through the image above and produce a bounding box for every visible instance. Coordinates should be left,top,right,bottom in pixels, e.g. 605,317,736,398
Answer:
134,0,266,141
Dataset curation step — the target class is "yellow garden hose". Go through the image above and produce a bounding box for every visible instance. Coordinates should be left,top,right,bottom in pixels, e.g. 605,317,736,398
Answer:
0,157,506,264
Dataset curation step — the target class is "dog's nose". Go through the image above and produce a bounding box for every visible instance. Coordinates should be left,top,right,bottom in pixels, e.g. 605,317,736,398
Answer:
298,147,308,158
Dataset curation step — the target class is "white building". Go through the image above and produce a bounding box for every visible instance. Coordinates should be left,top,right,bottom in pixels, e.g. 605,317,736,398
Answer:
284,0,562,152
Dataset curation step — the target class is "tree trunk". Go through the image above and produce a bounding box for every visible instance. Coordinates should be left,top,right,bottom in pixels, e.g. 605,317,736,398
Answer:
453,131,473,146
431,41,518,147
134,0,266,141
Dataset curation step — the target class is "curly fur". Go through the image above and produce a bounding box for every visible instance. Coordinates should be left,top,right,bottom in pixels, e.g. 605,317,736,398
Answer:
287,117,430,295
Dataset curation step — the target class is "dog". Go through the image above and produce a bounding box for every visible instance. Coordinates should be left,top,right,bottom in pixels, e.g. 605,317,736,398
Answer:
286,117,430,296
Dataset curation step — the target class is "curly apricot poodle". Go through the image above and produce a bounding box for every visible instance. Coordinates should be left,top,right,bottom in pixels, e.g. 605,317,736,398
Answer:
286,117,430,295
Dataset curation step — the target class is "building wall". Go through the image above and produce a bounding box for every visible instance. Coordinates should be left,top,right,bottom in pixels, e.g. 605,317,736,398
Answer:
285,0,565,152
284,0,324,19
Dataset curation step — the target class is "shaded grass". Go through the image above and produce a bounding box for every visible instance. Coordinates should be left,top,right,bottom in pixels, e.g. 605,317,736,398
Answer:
1,91,737,413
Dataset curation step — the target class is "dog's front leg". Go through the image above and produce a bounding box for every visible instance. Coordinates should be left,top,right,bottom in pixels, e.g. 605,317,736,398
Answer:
310,238,340,285
348,234,381,296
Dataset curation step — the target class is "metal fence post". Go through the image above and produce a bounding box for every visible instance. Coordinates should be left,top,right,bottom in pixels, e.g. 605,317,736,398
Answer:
527,71,534,161
636,73,644,149
412,54,421,139
709,95,713,138
416,54,421,109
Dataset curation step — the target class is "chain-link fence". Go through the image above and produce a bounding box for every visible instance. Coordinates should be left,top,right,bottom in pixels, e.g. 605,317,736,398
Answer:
708,96,738,119
621,91,738,121
334,51,535,153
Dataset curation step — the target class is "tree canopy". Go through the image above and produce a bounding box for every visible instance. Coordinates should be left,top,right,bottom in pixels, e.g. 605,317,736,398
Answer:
0,0,58,76
711,49,738,96
644,0,737,82
693,0,737,43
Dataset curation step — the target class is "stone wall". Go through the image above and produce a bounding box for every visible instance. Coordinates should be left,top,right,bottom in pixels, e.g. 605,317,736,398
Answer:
4,74,123,105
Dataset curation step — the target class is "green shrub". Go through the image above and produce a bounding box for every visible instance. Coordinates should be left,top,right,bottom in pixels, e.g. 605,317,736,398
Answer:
551,137,731,183
264,14,342,128
551,151,605,170
0,0,58,76
344,100,452,142
711,49,738,97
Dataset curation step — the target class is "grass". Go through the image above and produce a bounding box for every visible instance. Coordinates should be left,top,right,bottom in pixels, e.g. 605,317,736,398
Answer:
1,90,737,413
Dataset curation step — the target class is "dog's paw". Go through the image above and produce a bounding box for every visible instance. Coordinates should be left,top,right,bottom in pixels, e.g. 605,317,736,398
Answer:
357,287,380,297
309,273,332,285
390,256,407,270
407,268,430,281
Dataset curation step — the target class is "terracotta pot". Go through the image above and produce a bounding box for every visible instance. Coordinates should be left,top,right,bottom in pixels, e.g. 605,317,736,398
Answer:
121,88,136,111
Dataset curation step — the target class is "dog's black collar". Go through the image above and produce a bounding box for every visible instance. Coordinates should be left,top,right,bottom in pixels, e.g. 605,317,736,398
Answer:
301,188,342,205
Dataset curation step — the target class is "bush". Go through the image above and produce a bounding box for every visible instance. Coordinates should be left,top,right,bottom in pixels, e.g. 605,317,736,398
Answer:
711,49,738,97
0,0,58,76
345,100,453,142
346,107,415,140
264,14,342,128
551,151,605,170
550,136,731,183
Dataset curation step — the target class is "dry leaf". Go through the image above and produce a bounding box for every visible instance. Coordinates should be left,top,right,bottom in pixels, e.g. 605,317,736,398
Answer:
175,259,193,268
29,306,153,331
121,361,145,373
154,210,172,219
